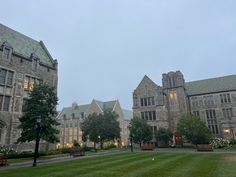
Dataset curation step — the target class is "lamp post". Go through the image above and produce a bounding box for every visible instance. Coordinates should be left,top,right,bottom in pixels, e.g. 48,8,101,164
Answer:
98,135,101,149
128,125,133,152
33,117,41,167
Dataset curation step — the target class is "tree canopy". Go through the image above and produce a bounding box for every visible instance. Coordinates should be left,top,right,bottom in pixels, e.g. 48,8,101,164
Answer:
130,117,153,147
81,110,120,149
177,115,212,145
17,82,59,143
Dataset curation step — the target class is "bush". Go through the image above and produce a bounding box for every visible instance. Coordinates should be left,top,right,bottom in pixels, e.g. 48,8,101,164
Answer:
104,143,117,150
83,146,95,152
210,138,231,149
60,147,72,154
177,115,212,145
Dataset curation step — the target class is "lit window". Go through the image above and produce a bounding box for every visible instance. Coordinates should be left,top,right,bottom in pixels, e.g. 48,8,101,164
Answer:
24,75,39,90
169,91,177,100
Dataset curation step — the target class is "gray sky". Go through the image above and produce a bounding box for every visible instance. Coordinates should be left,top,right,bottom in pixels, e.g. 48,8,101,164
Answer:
1,0,236,110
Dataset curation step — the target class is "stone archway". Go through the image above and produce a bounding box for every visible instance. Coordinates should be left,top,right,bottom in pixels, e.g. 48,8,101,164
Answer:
0,120,7,146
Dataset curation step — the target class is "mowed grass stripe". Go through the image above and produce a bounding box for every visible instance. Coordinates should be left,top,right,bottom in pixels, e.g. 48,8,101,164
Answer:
181,154,220,177
0,153,148,177
121,153,191,177
213,154,236,177
88,153,189,177
1,152,236,177
45,153,162,177
145,153,210,177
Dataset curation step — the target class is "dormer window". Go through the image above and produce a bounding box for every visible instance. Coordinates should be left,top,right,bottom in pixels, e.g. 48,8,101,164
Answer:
1,42,12,60
31,53,39,71
3,48,10,59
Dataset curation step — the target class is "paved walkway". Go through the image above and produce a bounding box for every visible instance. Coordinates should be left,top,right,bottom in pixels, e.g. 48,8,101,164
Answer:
0,150,127,170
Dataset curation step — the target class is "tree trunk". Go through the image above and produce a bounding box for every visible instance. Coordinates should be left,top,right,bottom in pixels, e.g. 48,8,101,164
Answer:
139,142,142,148
100,140,103,149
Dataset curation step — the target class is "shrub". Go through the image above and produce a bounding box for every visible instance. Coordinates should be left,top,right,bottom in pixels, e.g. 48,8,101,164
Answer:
60,147,72,154
104,143,117,150
210,138,231,149
177,115,212,145
83,146,95,152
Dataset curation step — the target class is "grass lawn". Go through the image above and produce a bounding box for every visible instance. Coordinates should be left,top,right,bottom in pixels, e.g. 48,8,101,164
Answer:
0,152,236,177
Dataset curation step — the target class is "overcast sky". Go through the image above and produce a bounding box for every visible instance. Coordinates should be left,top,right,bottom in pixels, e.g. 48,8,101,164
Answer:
1,0,236,110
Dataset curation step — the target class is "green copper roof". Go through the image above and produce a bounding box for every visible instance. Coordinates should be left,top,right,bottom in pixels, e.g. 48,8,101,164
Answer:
0,24,54,67
186,74,236,96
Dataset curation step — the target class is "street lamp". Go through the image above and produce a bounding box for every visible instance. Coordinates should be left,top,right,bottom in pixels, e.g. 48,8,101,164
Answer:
98,135,101,149
128,124,133,152
33,116,42,167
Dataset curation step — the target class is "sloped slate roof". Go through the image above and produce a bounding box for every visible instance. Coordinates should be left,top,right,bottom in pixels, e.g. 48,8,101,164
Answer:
0,24,54,67
186,74,236,96
58,104,90,119
58,100,117,119
94,100,117,111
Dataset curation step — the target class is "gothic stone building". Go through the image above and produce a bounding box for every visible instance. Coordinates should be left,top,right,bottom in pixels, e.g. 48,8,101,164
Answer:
0,24,58,149
57,99,132,148
133,71,236,141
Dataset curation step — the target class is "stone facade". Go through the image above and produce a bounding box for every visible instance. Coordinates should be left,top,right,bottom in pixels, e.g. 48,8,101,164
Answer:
0,24,58,150
133,71,236,141
57,99,132,148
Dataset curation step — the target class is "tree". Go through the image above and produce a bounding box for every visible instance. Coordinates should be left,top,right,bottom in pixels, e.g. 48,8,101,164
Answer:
130,117,153,148
156,127,173,147
81,113,100,149
17,82,59,144
81,110,120,149
177,115,212,145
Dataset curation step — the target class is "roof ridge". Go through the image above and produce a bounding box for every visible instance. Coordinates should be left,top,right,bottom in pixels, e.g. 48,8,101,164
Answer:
186,74,236,84
0,23,39,44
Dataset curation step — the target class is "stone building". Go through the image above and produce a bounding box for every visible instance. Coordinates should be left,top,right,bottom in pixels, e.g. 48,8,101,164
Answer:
57,99,132,148
0,24,58,149
133,71,236,141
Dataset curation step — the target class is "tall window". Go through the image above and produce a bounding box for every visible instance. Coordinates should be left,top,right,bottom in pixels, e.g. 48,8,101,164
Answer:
203,95,214,106
0,68,14,86
140,97,155,107
24,75,39,90
3,48,11,59
0,95,11,111
193,111,200,117
222,108,233,120
141,111,156,121
191,97,199,109
169,91,177,101
206,109,219,135
220,94,231,104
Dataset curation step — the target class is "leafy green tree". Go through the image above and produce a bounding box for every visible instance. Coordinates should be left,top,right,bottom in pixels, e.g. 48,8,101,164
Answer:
130,117,153,148
156,127,173,147
81,113,100,149
17,82,59,144
81,110,120,149
177,115,212,145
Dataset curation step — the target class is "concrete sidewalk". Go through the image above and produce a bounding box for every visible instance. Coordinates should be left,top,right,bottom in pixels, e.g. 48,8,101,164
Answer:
0,150,127,170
